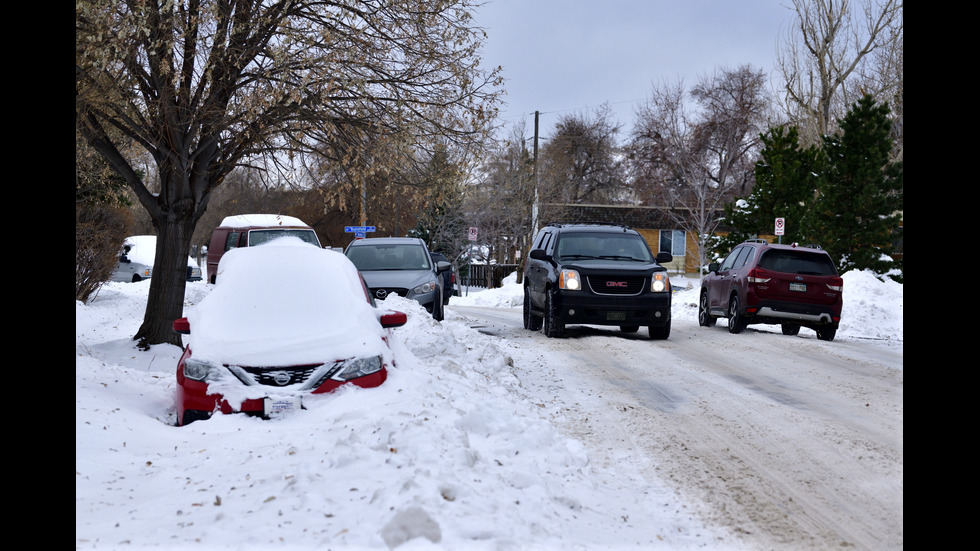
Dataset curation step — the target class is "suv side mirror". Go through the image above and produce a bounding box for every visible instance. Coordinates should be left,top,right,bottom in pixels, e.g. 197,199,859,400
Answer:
707,262,720,273
656,252,673,264
529,249,550,261
436,260,451,273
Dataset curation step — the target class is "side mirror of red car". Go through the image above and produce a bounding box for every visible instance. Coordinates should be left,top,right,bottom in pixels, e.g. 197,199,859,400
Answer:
379,311,407,328
173,317,191,334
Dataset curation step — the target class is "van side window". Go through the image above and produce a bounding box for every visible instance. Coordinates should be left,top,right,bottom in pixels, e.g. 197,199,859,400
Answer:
225,231,240,252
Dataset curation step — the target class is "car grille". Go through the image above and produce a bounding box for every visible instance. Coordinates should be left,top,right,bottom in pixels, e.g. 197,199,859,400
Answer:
586,275,646,295
371,287,408,300
239,364,323,387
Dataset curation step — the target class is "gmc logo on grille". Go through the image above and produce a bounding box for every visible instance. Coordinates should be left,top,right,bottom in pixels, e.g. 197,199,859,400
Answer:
606,281,628,287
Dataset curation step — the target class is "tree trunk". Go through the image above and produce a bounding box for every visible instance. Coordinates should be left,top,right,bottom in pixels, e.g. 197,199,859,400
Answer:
131,158,209,349
134,214,197,349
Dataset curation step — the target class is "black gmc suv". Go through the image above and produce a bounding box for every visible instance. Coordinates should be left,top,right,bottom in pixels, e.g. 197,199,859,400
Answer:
523,223,673,339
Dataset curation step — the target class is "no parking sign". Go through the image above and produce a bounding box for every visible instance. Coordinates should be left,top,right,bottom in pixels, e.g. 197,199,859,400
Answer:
774,218,785,236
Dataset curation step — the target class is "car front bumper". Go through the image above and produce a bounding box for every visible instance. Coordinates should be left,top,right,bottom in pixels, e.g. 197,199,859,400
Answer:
554,292,671,328
176,368,387,425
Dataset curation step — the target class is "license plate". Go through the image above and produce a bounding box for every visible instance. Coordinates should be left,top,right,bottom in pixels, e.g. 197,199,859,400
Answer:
789,282,806,292
264,396,302,418
606,311,626,321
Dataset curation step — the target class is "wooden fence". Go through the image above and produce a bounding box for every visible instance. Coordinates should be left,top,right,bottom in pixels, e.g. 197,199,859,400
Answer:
457,263,519,289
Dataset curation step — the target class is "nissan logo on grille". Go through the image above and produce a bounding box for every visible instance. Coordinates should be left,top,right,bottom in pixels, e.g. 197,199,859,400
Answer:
606,281,628,287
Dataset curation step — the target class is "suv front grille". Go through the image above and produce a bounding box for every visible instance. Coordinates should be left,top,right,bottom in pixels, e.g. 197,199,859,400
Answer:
586,275,646,295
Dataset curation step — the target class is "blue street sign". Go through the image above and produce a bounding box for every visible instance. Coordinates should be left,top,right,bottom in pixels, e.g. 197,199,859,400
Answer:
344,226,376,233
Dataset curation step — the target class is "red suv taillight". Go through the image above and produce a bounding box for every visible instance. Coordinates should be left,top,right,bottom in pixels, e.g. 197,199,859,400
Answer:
747,268,770,284
826,277,843,292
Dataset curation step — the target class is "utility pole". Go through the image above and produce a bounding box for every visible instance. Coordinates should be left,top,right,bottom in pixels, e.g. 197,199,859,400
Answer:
532,110,539,236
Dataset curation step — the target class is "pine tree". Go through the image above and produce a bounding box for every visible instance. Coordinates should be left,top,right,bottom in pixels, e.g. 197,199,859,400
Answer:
810,95,903,276
715,126,822,256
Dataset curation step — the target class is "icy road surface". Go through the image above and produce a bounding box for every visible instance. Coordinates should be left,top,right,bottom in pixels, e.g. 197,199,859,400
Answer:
453,305,903,550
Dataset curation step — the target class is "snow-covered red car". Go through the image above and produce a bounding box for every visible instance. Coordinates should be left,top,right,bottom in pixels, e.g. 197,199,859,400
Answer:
172,238,406,426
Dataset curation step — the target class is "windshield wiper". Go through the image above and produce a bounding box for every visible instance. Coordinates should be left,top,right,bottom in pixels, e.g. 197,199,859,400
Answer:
559,254,596,260
597,255,643,261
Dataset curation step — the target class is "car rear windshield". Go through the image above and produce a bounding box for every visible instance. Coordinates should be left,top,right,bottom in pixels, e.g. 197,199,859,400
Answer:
555,233,654,262
758,249,837,276
346,244,432,271
248,229,321,247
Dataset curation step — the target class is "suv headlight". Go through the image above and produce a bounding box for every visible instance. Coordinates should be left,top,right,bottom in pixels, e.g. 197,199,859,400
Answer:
651,272,670,293
559,269,581,290
413,279,438,295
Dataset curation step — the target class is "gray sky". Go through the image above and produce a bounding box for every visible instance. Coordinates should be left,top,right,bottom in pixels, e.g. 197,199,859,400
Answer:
473,0,794,139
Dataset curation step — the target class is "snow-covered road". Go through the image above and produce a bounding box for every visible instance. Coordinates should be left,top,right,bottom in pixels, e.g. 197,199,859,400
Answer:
453,305,904,550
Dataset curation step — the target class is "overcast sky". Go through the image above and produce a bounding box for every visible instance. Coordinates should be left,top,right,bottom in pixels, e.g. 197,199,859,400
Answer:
473,0,795,139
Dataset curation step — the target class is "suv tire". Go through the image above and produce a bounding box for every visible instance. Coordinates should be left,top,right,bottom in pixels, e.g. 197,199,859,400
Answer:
816,326,837,341
727,295,747,334
432,296,444,321
543,289,565,338
781,323,801,336
648,319,670,340
698,291,716,327
523,286,543,331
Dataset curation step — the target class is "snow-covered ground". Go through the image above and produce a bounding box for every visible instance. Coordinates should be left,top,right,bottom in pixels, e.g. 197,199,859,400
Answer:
76,269,902,550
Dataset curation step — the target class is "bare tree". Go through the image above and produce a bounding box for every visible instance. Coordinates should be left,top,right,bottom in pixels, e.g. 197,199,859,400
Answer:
76,0,501,347
537,105,627,207
630,65,772,278
777,0,903,144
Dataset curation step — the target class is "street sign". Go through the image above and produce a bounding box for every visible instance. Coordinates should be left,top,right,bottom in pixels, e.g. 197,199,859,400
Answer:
344,226,376,233
468,227,478,241
774,218,785,236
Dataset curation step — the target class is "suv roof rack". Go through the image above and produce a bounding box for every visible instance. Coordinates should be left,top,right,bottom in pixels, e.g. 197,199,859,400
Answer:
546,221,631,230
744,238,769,244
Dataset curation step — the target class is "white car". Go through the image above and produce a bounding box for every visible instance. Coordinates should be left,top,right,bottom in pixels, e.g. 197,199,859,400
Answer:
112,235,203,282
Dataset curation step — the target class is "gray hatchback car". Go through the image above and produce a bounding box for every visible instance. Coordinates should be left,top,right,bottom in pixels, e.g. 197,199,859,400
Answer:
344,237,451,321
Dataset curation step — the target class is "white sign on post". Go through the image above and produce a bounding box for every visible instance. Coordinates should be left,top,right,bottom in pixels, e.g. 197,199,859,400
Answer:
774,217,785,236
468,227,478,241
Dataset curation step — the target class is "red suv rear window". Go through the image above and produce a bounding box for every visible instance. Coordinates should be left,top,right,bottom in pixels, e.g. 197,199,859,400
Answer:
757,250,837,276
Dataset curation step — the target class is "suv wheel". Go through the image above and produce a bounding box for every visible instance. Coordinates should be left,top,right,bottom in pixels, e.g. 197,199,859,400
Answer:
648,319,670,340
816,326,837,341
543,289,565,338
698,291,716,327
781,323,801,336
523,286,543,331
727,295,747,334
432,296,444,322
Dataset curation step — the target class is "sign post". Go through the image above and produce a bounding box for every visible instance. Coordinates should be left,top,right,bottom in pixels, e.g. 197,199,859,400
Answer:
466,227,478,296
774,218,785,244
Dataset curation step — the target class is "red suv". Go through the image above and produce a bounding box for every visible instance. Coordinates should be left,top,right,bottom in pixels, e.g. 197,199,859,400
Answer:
699,240,843,341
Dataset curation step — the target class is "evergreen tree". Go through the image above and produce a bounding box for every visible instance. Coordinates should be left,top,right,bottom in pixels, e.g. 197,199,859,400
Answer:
811,95,903,276
716,126,823,257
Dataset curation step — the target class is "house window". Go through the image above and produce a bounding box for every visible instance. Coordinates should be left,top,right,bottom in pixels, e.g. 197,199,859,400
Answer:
659,230,686,257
